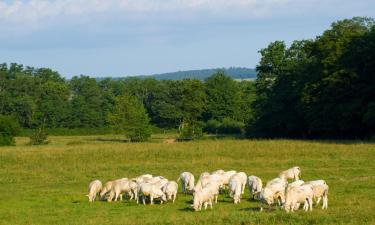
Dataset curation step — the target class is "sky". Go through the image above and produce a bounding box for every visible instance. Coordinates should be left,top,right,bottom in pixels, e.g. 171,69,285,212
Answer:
0,0,374,78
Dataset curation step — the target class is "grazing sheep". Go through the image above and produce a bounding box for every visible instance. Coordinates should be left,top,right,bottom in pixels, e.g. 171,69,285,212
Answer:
134,174,153,183
108,179,135,202
221,170,237,187
100,178,128,200
228,176,242,204
279,167,301,181
87,180,102,202
162,181,178,203
212,169,225,175
287,180,305,191
260,178,287,211
178,172,195,194
284,184,314,212
203,181,221,204
232,172,247,194
305,180,326,186
247,176,263,200
304,182,329,209
138,183,167,205
192,188,214,211
194,173,223,192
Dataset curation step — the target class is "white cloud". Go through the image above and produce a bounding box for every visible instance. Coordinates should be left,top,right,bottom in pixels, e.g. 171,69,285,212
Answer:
0,0,295,26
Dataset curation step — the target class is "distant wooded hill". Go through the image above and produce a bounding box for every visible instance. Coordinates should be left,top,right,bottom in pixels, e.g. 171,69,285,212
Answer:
97,67,256,81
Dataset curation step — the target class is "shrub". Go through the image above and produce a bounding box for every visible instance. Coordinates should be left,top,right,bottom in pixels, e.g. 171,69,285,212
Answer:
204,118,245,135
0,115,20,146
204,119,220,134
29,126,49,145
218,118,245,134
179,121,204,140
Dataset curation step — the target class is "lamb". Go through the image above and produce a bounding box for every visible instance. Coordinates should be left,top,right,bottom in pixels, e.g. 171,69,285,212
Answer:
228,176,242,204
87,180,102,202
192,188,214,211
178,172,195,194
260,178,287,211
138,182,167,205
162,181,178,203
279,166,301,181
284,184,314,212
247,176,263,200
304,182,329,209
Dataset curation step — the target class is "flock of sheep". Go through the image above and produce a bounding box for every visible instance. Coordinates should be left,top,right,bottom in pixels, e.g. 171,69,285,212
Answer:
86,166,329,213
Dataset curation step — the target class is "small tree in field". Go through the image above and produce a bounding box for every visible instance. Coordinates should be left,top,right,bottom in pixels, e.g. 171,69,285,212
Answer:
0,115,20,146
29,125,49,145
108,94,151,142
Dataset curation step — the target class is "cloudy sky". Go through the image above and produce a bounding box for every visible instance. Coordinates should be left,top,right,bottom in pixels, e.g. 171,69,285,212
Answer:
0,0,374,77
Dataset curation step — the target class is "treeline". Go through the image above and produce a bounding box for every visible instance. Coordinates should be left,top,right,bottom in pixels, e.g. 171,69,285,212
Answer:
0,65,255,136
1,17,374,141
250,17,375,139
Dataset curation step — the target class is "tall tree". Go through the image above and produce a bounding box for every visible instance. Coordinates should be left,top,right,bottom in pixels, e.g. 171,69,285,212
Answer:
108,94,151,142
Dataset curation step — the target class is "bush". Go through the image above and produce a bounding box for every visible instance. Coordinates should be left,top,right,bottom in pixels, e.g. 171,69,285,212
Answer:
29,126,49,145
204,118,245,135
204,119,220,134
219,118,245,134
179,121,204,140
0,115,20,146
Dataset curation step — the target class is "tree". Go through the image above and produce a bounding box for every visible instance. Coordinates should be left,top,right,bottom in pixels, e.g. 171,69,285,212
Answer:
108,94,151,142
0,115,20,146
204,71,241,121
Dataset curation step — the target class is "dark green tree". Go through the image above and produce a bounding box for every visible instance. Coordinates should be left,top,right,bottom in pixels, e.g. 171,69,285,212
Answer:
108,94,152,142
0,115,20,146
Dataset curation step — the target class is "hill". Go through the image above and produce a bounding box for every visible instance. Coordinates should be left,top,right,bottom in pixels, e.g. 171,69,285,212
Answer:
98,67,256,81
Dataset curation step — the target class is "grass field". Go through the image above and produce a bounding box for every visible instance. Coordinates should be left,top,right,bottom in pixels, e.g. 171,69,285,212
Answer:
0,135,374,225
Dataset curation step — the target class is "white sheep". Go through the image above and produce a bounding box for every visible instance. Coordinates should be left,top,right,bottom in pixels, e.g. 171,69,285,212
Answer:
108,179,134,202
138,182,167,205
279,166,301,181
304,181,329,209
99,178,128,200
260,178,287,211
284,184,314,212
232,172,247,194
87,180,102,202
203,181,221,204
162,181,178,203
228,176,242,204
247,176,263,200
287,180,305,191
178,172,195,194
192,188,214,211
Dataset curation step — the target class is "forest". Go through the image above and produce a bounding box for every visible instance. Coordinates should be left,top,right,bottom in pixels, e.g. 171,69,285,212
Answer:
0,17,374,142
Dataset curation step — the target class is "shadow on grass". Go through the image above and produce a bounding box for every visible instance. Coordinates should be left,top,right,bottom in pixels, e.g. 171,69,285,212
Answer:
239,207,262,212
178,207,195,212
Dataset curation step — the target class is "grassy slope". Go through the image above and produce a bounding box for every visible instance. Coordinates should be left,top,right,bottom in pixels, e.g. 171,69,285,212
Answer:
0,136,374,225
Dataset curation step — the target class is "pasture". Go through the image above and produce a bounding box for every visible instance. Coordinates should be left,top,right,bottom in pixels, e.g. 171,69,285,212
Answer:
0,135,374,225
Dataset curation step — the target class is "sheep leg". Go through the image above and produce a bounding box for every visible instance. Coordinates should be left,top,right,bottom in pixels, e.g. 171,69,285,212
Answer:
173,193,176,203
150,195,154,205
142,196,146,205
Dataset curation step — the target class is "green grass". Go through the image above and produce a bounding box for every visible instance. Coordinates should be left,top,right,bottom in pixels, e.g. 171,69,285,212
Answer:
0,135,374,225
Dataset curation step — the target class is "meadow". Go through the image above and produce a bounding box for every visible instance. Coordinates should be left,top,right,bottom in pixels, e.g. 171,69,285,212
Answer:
0,135,374,225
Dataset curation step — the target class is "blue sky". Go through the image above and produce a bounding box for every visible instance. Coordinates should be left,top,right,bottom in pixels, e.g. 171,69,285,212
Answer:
0,0,374,78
